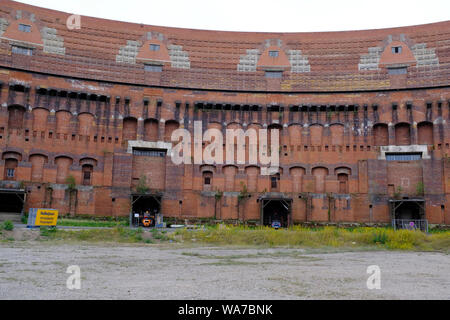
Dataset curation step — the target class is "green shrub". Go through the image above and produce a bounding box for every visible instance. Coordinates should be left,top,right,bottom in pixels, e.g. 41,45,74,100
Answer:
372,230,388,244
3,220,14,231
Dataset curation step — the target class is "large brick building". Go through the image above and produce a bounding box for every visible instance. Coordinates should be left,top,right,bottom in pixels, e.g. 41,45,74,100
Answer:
0,0,449,226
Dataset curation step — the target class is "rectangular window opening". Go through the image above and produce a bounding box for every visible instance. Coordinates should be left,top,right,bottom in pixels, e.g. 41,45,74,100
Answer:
265,71,283,78
133,148,166,157
386,153,422,161
144,64,163,72
149,44,160,51
392,46,402,54
12,45,33,56
269,51,279,57
18,24,31,32
388,67,407,75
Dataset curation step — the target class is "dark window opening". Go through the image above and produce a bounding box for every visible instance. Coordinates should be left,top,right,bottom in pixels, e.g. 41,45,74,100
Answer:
392,46,402,54
133,148,166,157
386,153,422,161
271,177,277,189
18,24,31,32
82,165,93,186
269,50,279,57
388,67,407,75
12,46,33,56
144,64,163,72
204,177,211,185
265,71,283,78
6,168,15,178
149,44,160,51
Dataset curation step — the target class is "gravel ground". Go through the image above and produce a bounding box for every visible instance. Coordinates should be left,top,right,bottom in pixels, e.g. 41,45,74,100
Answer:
0,243,449,300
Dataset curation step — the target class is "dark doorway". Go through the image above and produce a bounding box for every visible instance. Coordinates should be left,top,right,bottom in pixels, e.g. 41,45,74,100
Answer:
0,190,25,213
390,199,427,231
261,198,292,228
131,194,161,227
395,202,421,220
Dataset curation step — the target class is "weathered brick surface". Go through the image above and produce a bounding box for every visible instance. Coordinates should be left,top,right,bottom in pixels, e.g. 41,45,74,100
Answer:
0,1,448,224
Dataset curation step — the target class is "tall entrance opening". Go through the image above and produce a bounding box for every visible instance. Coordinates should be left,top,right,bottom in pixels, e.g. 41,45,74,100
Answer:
389,199,427,232
130,193,162,227
0,189,26,222
260,196,292,228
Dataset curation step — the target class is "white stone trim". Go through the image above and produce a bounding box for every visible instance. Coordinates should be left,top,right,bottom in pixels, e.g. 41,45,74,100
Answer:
378,145,430,160
127,140,172,154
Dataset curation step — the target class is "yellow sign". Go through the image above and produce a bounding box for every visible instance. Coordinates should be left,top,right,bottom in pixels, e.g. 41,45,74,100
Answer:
35,209,59,226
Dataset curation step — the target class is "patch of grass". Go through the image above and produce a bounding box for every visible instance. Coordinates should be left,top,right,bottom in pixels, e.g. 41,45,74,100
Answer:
36,226,171,244
173,225,450,252
40,227,57,237
57,218,128,228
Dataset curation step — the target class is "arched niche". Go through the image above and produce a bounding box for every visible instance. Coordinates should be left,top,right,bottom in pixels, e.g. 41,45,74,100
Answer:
78,112,95,136
32,108,49,132
312,166,329,193
395,123,411,146
122,117,138,141
330,124,344,146
373,123,389,146
30,154,48,182
144,118,159,142
8,105,26,129
417,121,433,145
55,156,73,184
164,120,180,142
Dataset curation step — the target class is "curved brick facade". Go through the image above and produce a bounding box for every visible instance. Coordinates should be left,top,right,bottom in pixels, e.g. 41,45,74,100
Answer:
0,0,449,225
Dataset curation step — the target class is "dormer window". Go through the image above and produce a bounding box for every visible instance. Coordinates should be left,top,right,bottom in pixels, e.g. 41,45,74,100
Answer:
149,44,160,51
269,51,279,57
392,46,402,54
12,45,33,56
18,24,31,32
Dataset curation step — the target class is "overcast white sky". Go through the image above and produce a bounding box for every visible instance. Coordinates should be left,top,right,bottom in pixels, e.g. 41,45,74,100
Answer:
16,0,450,32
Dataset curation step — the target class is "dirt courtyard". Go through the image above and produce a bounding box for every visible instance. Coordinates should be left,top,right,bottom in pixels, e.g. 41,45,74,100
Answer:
0,243,449,300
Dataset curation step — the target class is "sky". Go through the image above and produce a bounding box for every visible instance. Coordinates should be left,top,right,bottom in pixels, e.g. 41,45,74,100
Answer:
15,0,450,32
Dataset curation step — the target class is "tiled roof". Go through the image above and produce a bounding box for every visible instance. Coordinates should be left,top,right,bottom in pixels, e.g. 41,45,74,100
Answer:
0,0,449,92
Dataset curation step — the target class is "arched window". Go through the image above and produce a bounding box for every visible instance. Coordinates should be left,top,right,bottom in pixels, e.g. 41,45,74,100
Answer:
4,159,18,181
2,152,22,181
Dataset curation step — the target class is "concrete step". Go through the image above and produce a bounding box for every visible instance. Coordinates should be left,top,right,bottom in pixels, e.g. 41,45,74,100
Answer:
0,212,22,223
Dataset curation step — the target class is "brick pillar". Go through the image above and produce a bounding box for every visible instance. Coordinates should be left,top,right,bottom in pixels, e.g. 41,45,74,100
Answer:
136,119,144,141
